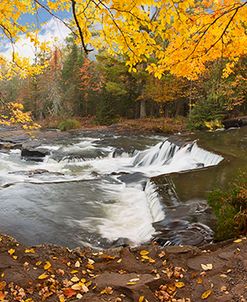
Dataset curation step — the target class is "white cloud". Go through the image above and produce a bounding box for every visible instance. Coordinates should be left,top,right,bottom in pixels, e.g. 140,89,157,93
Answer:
1,18,71,60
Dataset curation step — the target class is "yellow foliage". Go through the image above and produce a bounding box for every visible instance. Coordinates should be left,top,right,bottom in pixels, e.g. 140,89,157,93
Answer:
0,0,246,81
0,102,41,130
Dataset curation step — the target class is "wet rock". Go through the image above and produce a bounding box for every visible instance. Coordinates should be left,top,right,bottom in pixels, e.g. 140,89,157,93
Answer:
8,169,64,177
111,238,132,248
21,142,50,161
222,116,247,129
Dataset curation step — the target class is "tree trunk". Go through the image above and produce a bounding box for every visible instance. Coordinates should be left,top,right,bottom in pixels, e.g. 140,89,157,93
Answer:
140,100,147,118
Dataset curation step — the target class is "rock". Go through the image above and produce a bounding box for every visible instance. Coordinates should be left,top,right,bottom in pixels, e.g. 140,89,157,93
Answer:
0,254,17,269
218,251,235,261
222,116,247,129
21,142,50,161
216,294,233,302
0,142,22,150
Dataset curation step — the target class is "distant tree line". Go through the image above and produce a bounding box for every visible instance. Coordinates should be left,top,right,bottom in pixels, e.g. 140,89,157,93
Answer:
0,36,246,129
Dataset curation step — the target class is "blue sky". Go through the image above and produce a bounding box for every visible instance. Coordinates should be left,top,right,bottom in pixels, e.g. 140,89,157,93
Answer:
0,5,72,58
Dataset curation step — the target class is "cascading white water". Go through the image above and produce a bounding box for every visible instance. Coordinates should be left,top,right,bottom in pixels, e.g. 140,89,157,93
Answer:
86,180,165,245
0,135,224,247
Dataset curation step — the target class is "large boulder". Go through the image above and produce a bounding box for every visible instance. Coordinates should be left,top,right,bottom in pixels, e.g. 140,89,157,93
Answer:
21,142,50,161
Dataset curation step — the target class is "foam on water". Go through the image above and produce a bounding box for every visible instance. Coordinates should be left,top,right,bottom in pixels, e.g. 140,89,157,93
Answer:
0,136,224,246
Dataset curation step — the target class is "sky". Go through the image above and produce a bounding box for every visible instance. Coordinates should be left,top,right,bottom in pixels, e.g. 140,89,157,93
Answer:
0,6,72,60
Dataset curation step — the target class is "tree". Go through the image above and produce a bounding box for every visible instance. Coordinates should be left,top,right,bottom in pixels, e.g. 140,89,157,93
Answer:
61,37,84,115
0,0,246,80
79,58,103,116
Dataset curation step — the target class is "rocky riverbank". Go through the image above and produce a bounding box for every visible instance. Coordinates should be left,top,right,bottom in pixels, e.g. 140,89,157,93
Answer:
0,234,246,302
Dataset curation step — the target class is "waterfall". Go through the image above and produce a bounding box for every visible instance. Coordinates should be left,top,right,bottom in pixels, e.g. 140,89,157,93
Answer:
132,140,223,170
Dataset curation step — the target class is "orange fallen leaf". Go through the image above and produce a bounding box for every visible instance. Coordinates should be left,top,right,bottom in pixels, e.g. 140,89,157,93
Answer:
63,288,77,298
0,292,6,301
0,282,6,291
197,277,203,284
201,289,212,299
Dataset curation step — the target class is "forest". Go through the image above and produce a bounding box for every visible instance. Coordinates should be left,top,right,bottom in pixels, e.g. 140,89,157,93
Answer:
0,39,246,130
0,1,247,302
0,0,246,132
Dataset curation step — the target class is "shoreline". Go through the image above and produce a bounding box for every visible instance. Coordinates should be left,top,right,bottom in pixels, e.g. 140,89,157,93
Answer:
0,233,246,301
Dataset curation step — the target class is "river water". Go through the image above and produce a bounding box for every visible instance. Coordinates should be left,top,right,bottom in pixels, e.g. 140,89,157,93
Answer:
0,127,245,248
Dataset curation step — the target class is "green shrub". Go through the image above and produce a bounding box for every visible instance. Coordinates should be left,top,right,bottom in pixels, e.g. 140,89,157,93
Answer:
208,172,247,241
188,93,226,130
58,119,81,131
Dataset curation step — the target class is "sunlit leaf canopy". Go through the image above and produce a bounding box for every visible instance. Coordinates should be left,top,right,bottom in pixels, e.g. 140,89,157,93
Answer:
0,0,246,80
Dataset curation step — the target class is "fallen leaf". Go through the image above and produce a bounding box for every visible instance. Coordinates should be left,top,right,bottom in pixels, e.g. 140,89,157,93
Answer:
70,270,78,274
71,283,82,290
220,286,227,292
197,277,203,284
100,287,113,295
44,261,51,270
76,293,83,299
71,276,80,283
127,282,137,285
201,289,212,299
25,248,35,253
58,295,65,302
86,263,94,270
141,255,150,260
0,292,6,300
201,264,213,271
158,251,166,258
175,281,185,288
88,258,95,265
129,278,140,282
75,261,80,268
220,274,228,278
63,288,77,298
38,273,49,280
36,261,42,266
139,296,145,302
233,239,242,243
0,282,6,291
140,250,149,256
8,248,15,255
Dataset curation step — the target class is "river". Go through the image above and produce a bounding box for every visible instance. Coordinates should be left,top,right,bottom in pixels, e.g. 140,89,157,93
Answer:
0,127,246,248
